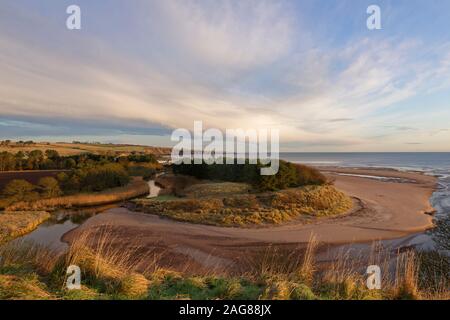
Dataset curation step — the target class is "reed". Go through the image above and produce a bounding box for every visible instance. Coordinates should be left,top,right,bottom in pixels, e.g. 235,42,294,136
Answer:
5,178,149,211
0,227,448,300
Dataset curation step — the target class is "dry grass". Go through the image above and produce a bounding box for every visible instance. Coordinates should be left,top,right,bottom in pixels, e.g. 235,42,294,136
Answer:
0,227,448,300
134,185,353,227
58,225,162,297
0,240,60,274
0,211,50,244
394,251,420,299
297,234,319,284
181,182,251,198
6,177,149,211
0,274,54,300
155,174,200,196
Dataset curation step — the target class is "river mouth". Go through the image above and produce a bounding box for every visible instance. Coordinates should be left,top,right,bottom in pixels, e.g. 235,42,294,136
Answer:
7,172,450,260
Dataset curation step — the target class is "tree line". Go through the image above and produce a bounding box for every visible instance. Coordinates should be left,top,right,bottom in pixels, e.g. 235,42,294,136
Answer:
172,160,327,191
0,150,159,207
0,163,131,207
0,150,157,171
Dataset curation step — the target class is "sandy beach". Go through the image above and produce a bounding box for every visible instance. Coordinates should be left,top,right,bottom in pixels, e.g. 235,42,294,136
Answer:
63,168,438,268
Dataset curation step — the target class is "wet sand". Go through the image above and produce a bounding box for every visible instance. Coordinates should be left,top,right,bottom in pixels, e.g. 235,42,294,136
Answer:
63,168,437,268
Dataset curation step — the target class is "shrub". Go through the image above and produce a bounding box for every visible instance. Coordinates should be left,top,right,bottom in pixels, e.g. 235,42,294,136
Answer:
58,164,131,193
38,177,62,198
2,179,38,202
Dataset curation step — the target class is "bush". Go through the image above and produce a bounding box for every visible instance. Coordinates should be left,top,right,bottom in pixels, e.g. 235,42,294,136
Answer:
59,164,130,193
79,164,130,192
2,180,38,202
38,177,62,198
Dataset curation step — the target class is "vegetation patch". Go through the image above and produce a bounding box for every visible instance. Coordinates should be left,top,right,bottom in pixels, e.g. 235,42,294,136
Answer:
0,211,50,244
0,274,53,300
181,182,251,198
5,178,149,211
134,185,352,227
173,160,327,192
0,235,447,300
0,149,162,209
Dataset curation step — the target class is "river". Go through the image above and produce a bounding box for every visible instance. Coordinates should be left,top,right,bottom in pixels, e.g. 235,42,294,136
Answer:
10,178,162,251
10,158,450,257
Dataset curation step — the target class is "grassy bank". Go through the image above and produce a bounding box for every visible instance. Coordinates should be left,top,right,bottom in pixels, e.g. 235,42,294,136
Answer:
0,211,50,244
134,184,353,227
6,177,149,211
0,231,447,300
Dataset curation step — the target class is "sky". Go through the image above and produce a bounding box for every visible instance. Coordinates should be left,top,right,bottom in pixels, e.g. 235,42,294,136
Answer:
0,0,449,152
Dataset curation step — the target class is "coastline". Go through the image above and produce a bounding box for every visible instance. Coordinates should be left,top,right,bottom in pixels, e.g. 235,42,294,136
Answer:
62,167,438,268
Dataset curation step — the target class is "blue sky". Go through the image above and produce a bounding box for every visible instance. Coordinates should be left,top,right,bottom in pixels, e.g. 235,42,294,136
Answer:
0,0,449,151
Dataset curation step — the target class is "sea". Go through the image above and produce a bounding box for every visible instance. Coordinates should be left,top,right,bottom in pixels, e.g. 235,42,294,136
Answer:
280,152,450,252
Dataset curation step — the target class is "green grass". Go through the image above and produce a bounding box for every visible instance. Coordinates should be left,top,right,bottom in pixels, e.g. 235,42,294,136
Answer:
150,195,180,202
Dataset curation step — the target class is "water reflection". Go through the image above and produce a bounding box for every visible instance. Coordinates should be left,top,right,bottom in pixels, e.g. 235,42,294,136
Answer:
10,204,117,251
10,177,163,251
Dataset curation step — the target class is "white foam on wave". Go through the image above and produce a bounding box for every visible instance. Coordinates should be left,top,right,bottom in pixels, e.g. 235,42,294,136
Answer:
335,173,415,183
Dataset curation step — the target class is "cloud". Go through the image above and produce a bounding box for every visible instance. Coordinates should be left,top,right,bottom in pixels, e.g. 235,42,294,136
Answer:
0,1,450,151
327,118,354,123
151,0,296,69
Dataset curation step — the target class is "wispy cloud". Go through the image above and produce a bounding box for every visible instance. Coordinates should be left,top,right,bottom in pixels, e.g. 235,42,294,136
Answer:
0,0,449,151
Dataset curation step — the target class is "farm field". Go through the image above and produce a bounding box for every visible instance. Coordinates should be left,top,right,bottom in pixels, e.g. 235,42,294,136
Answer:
0,142,171,156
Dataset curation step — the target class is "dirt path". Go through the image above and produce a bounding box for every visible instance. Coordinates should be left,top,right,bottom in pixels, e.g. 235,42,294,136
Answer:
63,168,437,269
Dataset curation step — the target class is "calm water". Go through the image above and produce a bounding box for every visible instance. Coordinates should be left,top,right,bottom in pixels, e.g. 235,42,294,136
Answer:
280,152,450,173
281,152,450,252
11,179,162,250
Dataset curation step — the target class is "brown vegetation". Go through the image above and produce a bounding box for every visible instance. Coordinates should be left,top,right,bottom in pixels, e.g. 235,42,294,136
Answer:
0,211,50,244
1,229,447,300
134,184,353,226
5,177,149,211
0,170,66,190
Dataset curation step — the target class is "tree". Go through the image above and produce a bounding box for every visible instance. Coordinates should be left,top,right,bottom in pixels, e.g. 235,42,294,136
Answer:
0,152,16,171
45,149,60,160
63,158,77,169
2,179,37,201
15,151,25,170
26,150,44,169
38,177,62,198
